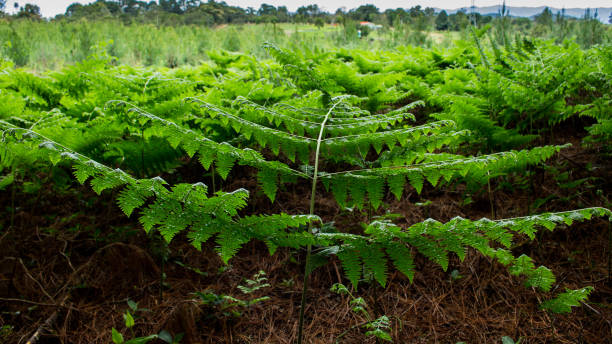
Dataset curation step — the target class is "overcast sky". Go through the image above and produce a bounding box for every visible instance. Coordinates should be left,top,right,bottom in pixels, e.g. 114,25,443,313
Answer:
9,0,612,18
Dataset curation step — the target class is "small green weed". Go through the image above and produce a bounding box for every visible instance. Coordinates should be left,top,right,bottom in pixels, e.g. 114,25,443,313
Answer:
331,283,393,342
111,300,182,344
194,270,271,318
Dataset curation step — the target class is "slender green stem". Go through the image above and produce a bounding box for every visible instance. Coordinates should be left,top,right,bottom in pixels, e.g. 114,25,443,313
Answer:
140,128,145,179
608,222,612,282
159,238,167,303
487,170,495,219
212,165,216,194
297,100,341,344
9,166,15,229
334,321,370,344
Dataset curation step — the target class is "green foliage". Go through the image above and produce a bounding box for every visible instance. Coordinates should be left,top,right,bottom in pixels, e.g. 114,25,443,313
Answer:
111,300,177,344
1,37,610,342
540,287,594,313
4,26,29,67
318,207,612,296
364,316,393,342
194,271,271,318
0,121,318,263
237,270,271,294
501,336,522,344
330,283,393,342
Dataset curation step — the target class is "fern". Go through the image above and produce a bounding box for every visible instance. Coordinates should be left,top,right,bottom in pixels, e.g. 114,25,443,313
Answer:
316,206,611,297
106,101,309,200
190,96,455,164
321,144,567,207
234,96,418,137
3,41,611,342
540,287,594,314
0,121,319,263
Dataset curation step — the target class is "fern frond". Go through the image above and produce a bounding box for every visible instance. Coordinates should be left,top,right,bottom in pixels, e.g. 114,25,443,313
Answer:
322,144,567,205
0,121,318,264
540,287,594,314
384,242,415,282
337,245,362,288
317,207,611,289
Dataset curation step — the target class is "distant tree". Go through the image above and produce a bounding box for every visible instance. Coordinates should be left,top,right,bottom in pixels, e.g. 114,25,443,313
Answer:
16,3,42,19
103,1,122,15
448,11,469,31
350,4,379,22
65,2,115,20
314,17,324,28
159,0,180,13
407,6,432,31
535,7,553,28
296,4,322,23
118,0,147,16
435,10,449,30
158,0,200,14
257,3,276,16
65,2,83,17
609,11,612,24
423,7,435,18
578,8,605,48
276,6,289,22
554,9,571,43
383,8,397,26
297,4,320,17
0,0,6,12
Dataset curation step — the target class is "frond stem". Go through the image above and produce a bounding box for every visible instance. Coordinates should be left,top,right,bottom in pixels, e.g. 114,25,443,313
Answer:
297,99,342,344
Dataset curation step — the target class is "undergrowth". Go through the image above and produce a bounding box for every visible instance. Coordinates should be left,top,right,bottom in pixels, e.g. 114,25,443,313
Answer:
0,36,610,343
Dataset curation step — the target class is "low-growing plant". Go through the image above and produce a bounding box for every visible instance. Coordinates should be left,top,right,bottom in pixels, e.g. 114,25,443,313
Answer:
194,270,271,318
111,300,182,344
330,283,393,342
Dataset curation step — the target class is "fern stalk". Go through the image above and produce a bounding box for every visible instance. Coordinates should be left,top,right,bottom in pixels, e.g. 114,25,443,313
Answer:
608,222,611,282
471,26,490,69
140,128,146,179
211,165,216,194
9,166,15,230
487,170,495,219
297,99,342,344
159,238,168,303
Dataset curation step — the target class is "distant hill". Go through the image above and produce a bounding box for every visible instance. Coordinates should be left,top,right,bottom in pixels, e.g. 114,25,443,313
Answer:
436,6,611,23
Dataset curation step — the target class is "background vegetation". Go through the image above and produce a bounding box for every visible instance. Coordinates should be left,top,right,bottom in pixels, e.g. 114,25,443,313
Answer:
0,0,610,70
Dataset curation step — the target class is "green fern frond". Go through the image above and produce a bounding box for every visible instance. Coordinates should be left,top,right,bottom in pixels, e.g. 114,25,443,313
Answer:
337,245,362,288
257,167,278,202
360,243,388,287
384,242,415,282
541,287,594,314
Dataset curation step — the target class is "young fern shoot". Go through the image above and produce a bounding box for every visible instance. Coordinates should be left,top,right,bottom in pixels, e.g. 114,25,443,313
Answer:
297,96,346,344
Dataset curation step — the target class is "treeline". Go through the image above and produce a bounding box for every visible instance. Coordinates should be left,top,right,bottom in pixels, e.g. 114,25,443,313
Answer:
2,0,483,28
3,0,610,32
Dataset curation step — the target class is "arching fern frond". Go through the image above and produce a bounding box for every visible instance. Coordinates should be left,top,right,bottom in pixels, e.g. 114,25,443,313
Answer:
314,207,611,309
320,144,568,207
0,121,319,263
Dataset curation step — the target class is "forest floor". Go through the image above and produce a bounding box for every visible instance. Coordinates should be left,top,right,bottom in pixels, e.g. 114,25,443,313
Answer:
1,125,611,344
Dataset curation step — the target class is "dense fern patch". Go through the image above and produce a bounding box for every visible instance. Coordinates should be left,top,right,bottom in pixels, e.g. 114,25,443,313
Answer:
0,37,610,343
